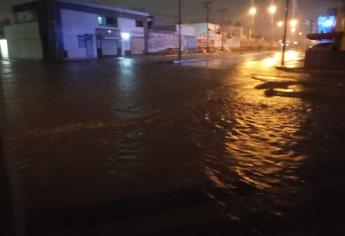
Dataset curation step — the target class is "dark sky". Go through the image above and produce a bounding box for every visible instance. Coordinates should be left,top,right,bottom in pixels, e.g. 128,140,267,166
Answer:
1,0,342,25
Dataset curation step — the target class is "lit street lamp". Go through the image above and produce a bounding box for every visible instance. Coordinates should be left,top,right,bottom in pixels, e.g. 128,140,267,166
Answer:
290,19,298,28
281,0,290,66
268,5,277,15
277,21,284,27
249,7,257,16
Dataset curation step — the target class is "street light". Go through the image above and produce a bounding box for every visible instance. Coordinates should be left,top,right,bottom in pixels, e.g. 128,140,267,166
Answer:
277,21,284,27
268,5,277,15
249,7,257,16
290,19,298,28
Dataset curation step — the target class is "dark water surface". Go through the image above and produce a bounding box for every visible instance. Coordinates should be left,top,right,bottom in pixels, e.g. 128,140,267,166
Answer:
2,52,345,235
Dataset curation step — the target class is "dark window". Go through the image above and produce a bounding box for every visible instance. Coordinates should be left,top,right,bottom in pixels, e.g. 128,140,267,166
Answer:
98,16,117,27
136,20,144,27
78,35,86,48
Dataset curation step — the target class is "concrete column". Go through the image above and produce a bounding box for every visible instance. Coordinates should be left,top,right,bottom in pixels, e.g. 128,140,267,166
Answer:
143,16,149,55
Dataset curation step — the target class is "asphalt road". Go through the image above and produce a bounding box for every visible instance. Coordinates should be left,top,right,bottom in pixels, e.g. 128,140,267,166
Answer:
1,51,345,235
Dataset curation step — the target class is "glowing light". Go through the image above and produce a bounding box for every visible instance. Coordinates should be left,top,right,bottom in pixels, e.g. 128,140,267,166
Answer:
268,5,277,15
291,28,296,33
0,39,8,59
249,7,257,16
121,32,130,41
298,32,303,36
318,15,336,33
294,41,298,45
277,21,284,27
290,19,298,28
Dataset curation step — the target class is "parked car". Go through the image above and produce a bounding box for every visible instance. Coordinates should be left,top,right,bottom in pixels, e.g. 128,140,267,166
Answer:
311,42,339,50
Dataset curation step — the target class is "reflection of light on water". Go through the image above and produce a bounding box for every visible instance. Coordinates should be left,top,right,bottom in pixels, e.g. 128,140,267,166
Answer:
244,50,302,69
204,52,308,194
119,58,134,67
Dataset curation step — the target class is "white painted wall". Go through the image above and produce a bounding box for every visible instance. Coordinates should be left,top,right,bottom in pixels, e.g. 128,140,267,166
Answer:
177,25,196,37
184,23,221,37
4,21,43,59
61,9,98,59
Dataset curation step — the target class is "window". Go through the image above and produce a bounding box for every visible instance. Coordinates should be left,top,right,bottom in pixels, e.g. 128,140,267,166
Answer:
98,16,118,27
78,35,86,48
136,20,144,27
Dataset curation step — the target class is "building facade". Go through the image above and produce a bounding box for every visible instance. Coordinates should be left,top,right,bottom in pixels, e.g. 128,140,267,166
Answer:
3,0,151,60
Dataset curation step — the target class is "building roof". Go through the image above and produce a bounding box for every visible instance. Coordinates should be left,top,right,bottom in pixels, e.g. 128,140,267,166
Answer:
56,0,150,16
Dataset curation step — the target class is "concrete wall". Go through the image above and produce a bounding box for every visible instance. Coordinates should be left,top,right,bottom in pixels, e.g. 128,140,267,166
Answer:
185,23,220,37
4,21,43,59
149,32,177,53
61,9,99,59
148,31,197,53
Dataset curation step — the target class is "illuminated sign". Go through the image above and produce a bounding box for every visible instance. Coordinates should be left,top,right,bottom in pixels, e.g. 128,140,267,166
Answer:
317,15,336,33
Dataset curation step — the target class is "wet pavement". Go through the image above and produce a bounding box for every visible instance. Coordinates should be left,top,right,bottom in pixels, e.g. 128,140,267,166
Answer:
1,51,345,235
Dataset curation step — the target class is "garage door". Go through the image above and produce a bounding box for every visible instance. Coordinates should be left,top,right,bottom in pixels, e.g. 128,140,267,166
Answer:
102,39,119,56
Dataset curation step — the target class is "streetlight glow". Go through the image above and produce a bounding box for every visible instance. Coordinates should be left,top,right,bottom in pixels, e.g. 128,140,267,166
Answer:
268,5,277,15
290,19,298,28
249,7,257,16
277,21,284,27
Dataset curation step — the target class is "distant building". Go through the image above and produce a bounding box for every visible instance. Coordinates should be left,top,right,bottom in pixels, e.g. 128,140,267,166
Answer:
3,0,151,60
149,25,197,53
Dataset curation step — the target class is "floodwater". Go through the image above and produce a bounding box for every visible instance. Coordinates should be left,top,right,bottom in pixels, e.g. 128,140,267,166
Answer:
1,51,345,235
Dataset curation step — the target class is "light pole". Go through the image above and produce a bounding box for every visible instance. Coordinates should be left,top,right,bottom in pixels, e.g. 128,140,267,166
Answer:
249,6,257,39
203,1,212,53
281,0,290,66
178,0,182,61
268,4,277,44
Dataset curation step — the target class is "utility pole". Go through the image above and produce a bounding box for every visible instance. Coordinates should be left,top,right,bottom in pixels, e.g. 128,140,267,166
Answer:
281,0,290,66
178,0,182,61
203,1,212,53
220,8,228,51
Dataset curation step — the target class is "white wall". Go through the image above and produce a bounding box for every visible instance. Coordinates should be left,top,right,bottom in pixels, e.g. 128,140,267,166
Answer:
185,23,220,37
4,21,43,59
149,32,178,53
177,25,196,37
61,9,99,59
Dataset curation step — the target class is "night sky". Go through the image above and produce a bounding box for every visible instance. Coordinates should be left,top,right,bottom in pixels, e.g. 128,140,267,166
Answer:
0,0,342,26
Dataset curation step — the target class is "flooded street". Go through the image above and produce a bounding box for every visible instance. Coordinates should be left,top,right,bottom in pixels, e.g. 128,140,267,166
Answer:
2,51,345,235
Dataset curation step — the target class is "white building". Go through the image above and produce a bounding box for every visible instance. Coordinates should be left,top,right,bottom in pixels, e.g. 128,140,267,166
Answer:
3,0,151,60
